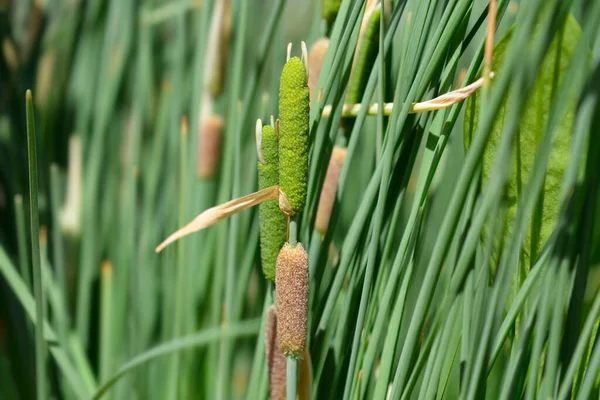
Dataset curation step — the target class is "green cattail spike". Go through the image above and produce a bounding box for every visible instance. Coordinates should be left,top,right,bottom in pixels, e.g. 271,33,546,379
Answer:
278,43,310,215
342,1,386,132
276,243,309,359
321,0,342,23
257,119,287,282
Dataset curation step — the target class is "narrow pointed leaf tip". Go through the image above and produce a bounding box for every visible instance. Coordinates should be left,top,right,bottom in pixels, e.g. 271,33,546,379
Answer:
155,186,280,253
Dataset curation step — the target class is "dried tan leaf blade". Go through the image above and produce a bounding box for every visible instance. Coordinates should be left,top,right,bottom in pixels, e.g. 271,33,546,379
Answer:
409,73,495,113
322,73,494,118
155,185,280,253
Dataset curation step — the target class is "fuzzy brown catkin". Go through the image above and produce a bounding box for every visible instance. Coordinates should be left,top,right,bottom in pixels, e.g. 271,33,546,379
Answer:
315,146,347,235
265,306,286,400
276,243,309,359
196,115,224,179
208,0,232,97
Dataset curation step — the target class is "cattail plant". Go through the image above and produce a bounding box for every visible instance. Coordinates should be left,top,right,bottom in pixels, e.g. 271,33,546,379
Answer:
277,43,311,400
5,3,596,400
154,44,312,253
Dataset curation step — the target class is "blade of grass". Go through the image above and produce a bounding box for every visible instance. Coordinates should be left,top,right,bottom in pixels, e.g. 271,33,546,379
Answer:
91,319,261,400
49,165,69,347
0,247,92,398
14,195,31,291
25,89,47,400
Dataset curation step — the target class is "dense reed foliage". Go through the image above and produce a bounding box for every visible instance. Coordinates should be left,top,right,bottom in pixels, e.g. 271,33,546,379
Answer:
1,0,600,399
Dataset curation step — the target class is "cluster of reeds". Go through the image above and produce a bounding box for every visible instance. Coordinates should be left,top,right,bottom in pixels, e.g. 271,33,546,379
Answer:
1,1,600,400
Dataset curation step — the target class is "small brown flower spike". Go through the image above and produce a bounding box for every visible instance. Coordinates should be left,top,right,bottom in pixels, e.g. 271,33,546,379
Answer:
308,38,329,102
265,306,287,400
276,243,309,359
315,146,347,235
197,115,224,179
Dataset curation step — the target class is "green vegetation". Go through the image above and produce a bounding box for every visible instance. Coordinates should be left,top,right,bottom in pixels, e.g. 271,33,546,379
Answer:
1,0,600,399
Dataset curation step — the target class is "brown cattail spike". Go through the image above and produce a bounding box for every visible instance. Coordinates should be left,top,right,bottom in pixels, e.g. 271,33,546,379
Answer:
315,147,347,235
197,114,224,179
276,243,309,359
207,0,232,97
265,306,287,400
308,38,329,102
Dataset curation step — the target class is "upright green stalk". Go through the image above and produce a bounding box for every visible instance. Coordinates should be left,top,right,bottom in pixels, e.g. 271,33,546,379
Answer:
289,216,298,247
219,0,248,397
50,164,69,346
286,357,298,400
26,90,46,400
14,195,32,291
166,119,189,399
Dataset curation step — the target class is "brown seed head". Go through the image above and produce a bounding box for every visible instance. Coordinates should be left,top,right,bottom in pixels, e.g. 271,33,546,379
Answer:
196,115,224,179
265,306,286,400
308,38,329,102
208,0,232,97
315,147,347,235
276,243,309,359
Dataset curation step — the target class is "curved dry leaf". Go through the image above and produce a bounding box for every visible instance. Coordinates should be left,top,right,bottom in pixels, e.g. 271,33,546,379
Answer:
155,185,280,253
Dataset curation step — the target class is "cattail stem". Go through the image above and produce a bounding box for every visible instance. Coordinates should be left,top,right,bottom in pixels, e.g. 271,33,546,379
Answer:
321,73,494,118
289,215,298,247
286,357,298,400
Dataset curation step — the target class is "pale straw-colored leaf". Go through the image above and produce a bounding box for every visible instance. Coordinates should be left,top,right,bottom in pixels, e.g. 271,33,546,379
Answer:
155,185,280,253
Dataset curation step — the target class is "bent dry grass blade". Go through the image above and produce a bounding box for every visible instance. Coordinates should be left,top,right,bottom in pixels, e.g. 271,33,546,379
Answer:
320,72,494,118
155,186,282,253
